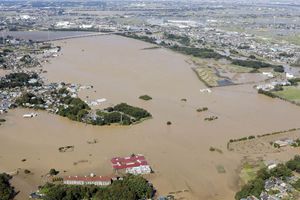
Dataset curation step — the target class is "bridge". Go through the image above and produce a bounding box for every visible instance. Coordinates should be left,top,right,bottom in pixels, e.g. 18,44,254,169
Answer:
40,31,140,42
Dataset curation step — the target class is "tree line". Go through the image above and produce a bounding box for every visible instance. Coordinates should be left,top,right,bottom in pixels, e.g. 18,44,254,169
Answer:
231,59,284,73
40,175,155,200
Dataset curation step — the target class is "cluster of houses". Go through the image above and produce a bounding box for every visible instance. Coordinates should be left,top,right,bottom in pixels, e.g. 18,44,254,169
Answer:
240,160,300,200
241,177,296,200
263,177,294,199
273,138,295,148
138,15,300,67
0,69,96,121
0,36,58,71
62,154,152,187
0,35,108,121
0,36,66,115
2,0,300,67
11,81,82,111
0,91,12,114
261,72,294,80
256,70,296,92
256,80,291,91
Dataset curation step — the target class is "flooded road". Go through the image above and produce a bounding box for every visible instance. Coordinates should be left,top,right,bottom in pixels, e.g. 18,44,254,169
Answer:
1,35,300,199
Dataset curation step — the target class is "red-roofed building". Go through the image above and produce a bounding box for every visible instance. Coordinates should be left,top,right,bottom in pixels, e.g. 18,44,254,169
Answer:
63,175,112,186
111,154,152,175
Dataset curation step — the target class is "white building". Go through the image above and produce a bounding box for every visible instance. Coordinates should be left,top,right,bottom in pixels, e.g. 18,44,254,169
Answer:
63,175,112,186
126,165,152,175
262,72,274,78
286,73,294,79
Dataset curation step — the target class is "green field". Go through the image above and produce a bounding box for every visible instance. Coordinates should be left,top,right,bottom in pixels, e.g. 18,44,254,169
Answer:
273,86,300,103
239,162,264,185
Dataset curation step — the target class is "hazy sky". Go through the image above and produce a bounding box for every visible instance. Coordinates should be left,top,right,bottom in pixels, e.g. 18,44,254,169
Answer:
0,0,299,4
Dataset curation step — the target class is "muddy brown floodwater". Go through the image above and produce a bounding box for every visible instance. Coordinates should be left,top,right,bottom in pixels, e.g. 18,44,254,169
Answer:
1,35,300,200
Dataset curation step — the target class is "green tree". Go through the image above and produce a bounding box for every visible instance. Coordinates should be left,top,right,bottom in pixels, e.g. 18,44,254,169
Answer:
49,169,59,176
41,175,154,200
235,178,264,199
0,173,16,200
286,155,300,172
269,163,292,179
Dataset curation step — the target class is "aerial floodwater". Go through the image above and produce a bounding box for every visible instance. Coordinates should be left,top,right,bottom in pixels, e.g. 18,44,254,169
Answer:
1,34,300,199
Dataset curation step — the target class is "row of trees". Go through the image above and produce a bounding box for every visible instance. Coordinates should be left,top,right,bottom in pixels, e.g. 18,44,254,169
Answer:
121,33,225,60
229,128,299,145
118,33,157,44
231,59,284,73
229,135,256,143
164,33,191,46
40,175,155,200
258,89,277,98
170,45,225,60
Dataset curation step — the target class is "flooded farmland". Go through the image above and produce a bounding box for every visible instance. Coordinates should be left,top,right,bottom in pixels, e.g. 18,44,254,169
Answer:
1,34,300,200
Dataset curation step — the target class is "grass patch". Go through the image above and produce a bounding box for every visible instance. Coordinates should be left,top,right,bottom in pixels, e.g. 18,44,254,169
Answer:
192,66,219,87
239,162,264,185
216,165,226,173
240,163,257,184
273,86,300,103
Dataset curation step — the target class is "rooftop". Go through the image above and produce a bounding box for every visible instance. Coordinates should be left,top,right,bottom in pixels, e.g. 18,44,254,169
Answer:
111,154,149,169
64,175,112,182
